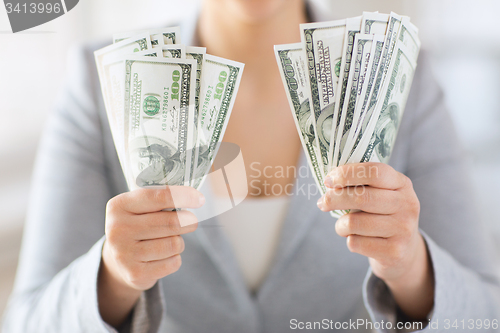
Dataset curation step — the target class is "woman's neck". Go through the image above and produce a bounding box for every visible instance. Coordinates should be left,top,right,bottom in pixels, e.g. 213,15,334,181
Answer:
197,0,308,66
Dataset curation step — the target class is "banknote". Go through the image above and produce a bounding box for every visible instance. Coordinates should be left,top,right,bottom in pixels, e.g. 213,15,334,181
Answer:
192,55,244,189
276,11,420,218
122,56,197,189
301,19,346,176
351,42,417,163
327,17,361,169
343,34,385,163
113,26,181,46
135,49,163,57
361,12,388,35
274,43,325,194
186,46,206,182
94,33,152,174
334,34,374,166
345,13,403,164
398,17,421,61
161,44,185,59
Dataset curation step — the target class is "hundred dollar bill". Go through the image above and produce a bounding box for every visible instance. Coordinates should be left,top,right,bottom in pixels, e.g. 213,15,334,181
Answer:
398,17,421,62
361,12,389,35
186,46,206,182
350,42,417,163
274,43,325,193
161,44,185,59
346,13,403,164
123,56,197,189
301,19,346,175
135,49,163,57
192,55,244,189
334,34,374,166
94,33,152,174
113,26,181,46
326,17,360,169
343,34,385,163
365,13,402,115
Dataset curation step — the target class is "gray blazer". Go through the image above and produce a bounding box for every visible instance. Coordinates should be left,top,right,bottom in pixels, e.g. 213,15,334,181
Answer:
2,5,500,333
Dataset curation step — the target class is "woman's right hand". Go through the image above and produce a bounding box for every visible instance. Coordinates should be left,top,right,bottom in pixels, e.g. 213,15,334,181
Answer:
98,186,204,327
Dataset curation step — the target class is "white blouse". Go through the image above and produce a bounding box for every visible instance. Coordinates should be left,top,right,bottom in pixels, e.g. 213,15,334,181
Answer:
214,195,291,293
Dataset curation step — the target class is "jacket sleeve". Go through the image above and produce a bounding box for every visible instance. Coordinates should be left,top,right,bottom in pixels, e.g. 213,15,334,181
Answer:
362,52,500,332
1,44,165,333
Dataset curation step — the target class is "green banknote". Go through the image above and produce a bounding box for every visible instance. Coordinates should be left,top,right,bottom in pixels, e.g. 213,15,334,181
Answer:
161,44,185,59
123,57,197,189
274,43,325,193
327,17,361,169
301,19,346,176
352,41,417,163
334,33,374,166
94,33,152,174
186,46,206,183
192,55,244,189
113,27,181,46
343,34,385,163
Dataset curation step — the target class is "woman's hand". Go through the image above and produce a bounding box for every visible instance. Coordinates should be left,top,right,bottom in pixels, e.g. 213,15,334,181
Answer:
98,186,204,327
317,162,434,320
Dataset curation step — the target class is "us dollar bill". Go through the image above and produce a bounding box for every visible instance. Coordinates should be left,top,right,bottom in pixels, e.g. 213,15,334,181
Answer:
398,17,421,62
343,34,385,163
274,43,325,194
351,42,417,163
334,34,374,166
123,56,197,189
192,55,244,189
301,19,346,175
365,13,402,115
186,46,206,183
361,12,389,35
94,33,152,174
135,49,163,57
113,26,181,46
327,17,361,169
160,44,185,59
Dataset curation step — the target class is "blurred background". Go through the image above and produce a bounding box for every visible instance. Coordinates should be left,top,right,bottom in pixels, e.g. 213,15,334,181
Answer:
0,0,499,318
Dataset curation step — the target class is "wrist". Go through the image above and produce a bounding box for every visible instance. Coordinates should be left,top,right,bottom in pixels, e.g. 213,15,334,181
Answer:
98,241,142,327
384,234,435,320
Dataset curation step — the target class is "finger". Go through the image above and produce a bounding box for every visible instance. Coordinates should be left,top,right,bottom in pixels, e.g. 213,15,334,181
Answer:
114,186,205,214
325,163,408,190
135,236,185,262
131,210,198,240
335,212,397,238
345,235,390,261
318,186,401,214
346,235,409,266
128,254,183,287
143,254,183,280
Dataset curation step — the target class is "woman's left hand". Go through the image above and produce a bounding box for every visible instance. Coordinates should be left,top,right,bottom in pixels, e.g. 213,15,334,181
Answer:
317,162,434,319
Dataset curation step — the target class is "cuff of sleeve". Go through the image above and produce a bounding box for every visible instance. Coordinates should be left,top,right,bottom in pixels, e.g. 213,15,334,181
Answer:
72,236,117,332
361,230,437,332
363,229,497,332
74,236,165,333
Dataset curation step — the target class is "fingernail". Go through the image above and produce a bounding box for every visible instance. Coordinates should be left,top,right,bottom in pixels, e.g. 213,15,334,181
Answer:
324,176,334,188
317,197,325,210
199,194,206,206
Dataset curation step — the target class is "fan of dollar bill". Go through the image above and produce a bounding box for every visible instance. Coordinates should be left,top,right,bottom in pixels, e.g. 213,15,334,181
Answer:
275,12,421,217
94,27,244,190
